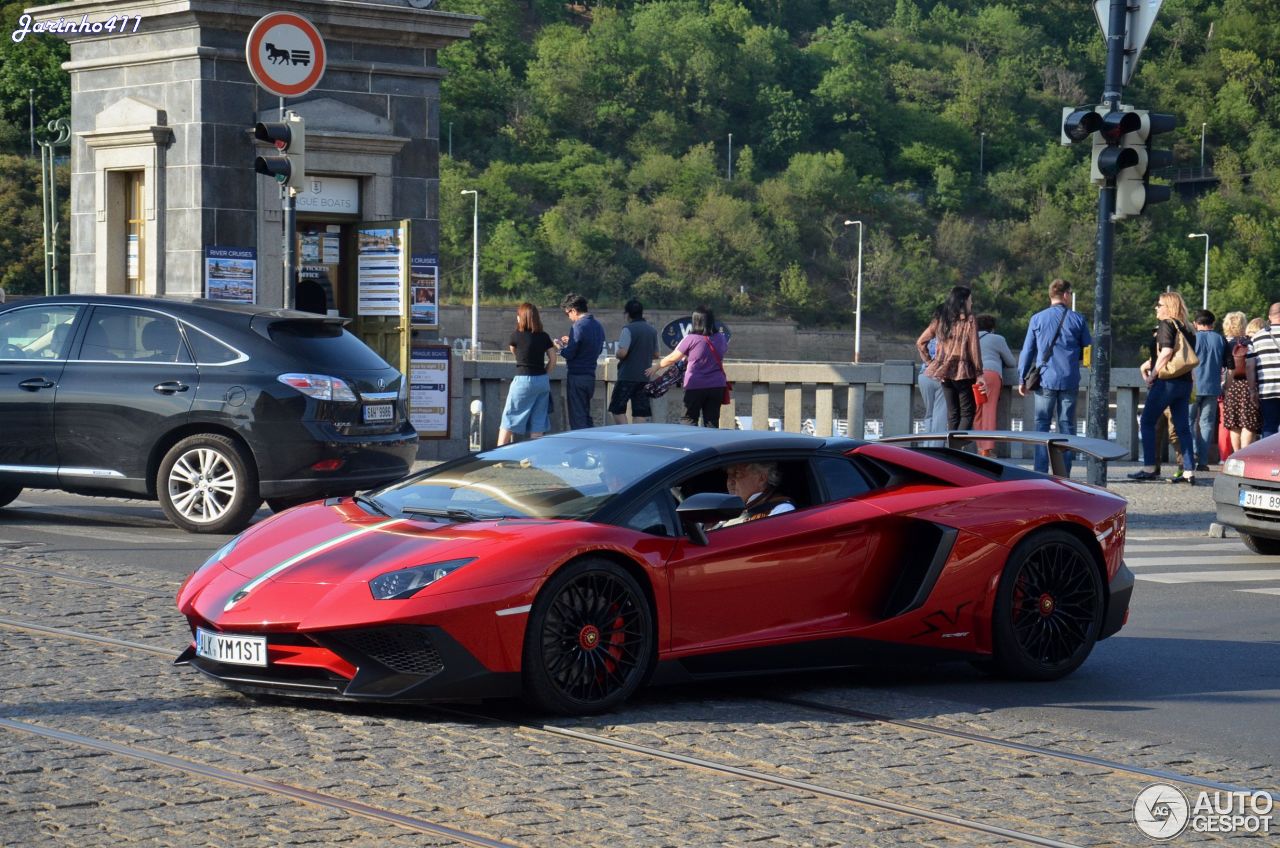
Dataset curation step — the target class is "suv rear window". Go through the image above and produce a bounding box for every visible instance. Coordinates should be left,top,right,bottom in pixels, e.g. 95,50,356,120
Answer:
266,321,391,371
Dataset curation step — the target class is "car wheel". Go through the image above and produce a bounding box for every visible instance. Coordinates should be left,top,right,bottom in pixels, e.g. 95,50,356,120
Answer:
991,529,1104,681
522,558,655,715
1240,533,1280,556
157,434,261,534
0,483,21,509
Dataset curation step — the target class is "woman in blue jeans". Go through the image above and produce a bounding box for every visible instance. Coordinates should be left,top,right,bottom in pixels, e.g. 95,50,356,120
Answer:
1130,291,1197,484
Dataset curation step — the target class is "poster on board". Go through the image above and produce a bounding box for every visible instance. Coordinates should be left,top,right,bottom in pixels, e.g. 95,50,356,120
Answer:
204,246,257,303
410,254,439,328
409,343,451,438
356,223,406,316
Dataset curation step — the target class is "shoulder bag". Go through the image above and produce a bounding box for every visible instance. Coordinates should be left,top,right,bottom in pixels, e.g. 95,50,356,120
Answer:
1156,320,1200,379
1022,306,1068,392
703,335,733,405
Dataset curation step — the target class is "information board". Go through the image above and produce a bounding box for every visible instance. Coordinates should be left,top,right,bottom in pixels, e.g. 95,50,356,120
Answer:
409,343,451,438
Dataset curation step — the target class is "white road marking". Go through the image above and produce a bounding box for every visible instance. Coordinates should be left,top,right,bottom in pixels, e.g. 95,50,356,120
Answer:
1136,570,1280,584
1239,588,1280,596
1124,555,1278,568
0,524,174,545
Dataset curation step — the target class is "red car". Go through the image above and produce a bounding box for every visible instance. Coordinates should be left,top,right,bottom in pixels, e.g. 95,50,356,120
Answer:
1214,436,1280,554
175,426,1133,715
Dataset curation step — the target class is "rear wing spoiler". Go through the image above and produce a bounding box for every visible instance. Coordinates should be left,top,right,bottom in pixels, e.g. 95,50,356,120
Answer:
878,430,1127,478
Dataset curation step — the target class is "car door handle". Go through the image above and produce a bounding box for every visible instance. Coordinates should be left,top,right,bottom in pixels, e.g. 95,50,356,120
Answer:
154,381,190,395
18,377,55,391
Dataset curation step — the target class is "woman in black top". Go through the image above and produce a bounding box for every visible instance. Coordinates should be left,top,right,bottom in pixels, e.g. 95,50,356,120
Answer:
498,303,557,446
1129,291,1197,483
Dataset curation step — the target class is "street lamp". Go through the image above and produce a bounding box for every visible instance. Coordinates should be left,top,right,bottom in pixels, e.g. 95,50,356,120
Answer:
1200,123,1207,171
1188,232,1210,309
727,132,733,180
843,219,864,363
461,189,479,356
979,132,986,175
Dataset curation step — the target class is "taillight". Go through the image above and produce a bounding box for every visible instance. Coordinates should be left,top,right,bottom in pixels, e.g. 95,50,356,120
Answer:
277,373,357,402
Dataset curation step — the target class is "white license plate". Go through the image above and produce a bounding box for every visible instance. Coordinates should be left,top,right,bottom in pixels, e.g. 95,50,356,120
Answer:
1240,490,1280,513
195,627,267,667
363,403,393,423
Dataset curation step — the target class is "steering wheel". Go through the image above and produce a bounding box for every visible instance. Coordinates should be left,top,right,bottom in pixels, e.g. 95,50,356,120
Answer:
1,343,24,359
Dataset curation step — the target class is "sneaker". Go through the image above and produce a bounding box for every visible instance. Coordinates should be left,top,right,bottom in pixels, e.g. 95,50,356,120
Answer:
1173,468,1184,478
1168,474,1192,484
1127,469,1160,481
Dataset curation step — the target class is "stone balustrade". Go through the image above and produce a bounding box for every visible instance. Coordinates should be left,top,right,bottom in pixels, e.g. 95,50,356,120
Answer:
414,355,1150,462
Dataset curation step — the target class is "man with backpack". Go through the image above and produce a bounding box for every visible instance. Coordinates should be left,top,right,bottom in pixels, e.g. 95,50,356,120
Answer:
1190,310,1228,470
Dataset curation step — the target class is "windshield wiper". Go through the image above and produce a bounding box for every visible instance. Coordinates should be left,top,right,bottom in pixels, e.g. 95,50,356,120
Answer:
401,506,503,522
353,493,388,516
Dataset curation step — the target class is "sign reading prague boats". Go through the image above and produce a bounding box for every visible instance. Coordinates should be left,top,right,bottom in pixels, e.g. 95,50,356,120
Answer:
245,12,327,98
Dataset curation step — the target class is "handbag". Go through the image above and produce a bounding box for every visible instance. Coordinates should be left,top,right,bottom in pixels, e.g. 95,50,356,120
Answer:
701,334,733,405
1022,305,1069,392
643,360,685,398
1231,339,1248,379
1156,320,1200,379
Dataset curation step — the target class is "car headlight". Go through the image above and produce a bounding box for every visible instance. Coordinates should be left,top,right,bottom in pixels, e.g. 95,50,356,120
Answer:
368,558,475,600
277,373,358,402
1224,458,1246,477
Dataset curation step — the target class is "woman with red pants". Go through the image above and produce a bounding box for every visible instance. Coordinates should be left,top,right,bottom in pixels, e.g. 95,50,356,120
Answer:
975,314,1016,456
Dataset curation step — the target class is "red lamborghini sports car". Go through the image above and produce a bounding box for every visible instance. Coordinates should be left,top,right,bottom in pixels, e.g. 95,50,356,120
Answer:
175,426,1133,715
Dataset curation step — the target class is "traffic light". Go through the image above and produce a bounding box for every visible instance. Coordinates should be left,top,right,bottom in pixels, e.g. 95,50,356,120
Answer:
1113,111,1176,220
253,112,305,192
1061,105,1107,186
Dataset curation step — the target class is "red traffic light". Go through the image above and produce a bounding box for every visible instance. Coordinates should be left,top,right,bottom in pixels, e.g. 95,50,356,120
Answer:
1100,111,1142,143
254,121,293,151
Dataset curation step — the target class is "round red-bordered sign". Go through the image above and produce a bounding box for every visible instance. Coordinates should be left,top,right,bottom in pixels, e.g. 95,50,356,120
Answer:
245,12,327,98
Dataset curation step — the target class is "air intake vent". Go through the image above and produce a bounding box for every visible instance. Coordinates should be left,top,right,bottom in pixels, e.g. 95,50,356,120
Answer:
326,627,444,677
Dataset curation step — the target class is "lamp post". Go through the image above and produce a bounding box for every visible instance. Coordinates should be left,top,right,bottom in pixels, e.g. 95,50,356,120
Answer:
979,131,986,175
461,189,479,356
1188,232,1210,309
727,132,733,180
1200,123,1206,171
843,219,864,363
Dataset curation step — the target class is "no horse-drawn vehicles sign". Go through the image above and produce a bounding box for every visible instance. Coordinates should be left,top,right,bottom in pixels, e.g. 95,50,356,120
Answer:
246,12,327,98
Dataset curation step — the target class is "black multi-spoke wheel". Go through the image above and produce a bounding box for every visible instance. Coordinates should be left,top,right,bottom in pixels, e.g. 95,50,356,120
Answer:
522,558,654,715
991,529,1104,680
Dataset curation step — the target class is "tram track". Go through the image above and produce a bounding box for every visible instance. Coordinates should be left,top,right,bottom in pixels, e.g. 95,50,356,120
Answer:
0,611,1263,847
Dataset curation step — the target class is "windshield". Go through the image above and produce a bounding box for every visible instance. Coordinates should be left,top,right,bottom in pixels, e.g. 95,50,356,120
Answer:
373,438,685,520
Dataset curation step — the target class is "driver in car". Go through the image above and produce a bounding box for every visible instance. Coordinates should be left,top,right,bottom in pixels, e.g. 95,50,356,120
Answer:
715,462,795,528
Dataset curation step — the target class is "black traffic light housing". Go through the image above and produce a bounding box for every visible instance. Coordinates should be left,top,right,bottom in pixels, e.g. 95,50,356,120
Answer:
1114,110,1176,220
253,112,306,192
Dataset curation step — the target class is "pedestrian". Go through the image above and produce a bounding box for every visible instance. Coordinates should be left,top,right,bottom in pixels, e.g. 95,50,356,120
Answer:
647,305,728,427
917,337,949,446
1129,292,1197,483
1220,311,1261,453
917,286,987,431
1248,303,1280,438
610,298,658,424
497,303,557,446
975,314,1016,456
555,293,605,430
1017,278,1092,475
1189,309,1228,470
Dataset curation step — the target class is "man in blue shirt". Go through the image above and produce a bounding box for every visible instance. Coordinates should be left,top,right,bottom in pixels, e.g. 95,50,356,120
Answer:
1190,309,1228,470
1017,278,1092,475
556,293,605,429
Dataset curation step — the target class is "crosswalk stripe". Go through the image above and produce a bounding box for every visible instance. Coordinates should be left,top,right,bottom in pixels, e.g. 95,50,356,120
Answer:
1239,588,1280,596
1125,555,1276,568
1136,570,1280,584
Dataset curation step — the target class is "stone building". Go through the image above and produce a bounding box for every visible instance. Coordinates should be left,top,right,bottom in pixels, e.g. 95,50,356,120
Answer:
30,0,476,357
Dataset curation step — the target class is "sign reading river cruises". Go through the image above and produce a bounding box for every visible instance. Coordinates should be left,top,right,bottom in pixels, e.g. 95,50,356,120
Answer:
204,247,257,303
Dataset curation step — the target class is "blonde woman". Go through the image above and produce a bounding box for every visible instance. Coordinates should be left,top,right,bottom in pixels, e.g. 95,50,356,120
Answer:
1221,311,1261,451
1130,292,1197,483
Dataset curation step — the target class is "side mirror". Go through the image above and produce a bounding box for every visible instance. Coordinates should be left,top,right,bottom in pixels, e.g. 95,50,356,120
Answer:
675,492,744,545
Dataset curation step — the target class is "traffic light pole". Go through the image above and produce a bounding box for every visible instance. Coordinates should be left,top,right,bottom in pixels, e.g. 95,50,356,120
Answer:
283,187,297,310
1085,0,1130,487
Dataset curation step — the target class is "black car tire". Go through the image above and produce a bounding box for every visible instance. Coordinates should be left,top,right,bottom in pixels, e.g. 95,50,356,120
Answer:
157,434,261,534
266,497,314,514
991,529,1104,681
1241,533,1280,556
522,558,655,716
0,483,21,509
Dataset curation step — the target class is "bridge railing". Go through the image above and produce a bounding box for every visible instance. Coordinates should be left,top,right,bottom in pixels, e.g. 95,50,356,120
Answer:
418,357,1150,461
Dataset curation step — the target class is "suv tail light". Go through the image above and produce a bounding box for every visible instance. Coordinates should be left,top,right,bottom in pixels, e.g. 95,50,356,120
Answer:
278,373,358,402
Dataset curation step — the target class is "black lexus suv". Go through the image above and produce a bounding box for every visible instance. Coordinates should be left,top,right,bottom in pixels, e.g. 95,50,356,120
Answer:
0,295,418,533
